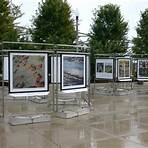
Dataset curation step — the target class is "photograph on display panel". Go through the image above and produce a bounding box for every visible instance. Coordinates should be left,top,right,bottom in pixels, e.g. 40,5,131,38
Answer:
105,62,112,73
9,52,49,94
97,63,104,72
96,59,113,79
118,58,131,80
138,59,148,80
61,54,86,90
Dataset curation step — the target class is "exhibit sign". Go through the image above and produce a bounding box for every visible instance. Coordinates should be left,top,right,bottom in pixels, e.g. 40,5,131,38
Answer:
9,52,49,94
117,58,131,81
3,56,9,81
137,59,148,81
61,54,86,91
51,56,61,83
96,59,113,79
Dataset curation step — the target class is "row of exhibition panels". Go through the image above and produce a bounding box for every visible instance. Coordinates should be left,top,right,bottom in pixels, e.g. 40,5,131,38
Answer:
2,50,148,98
96,57,148,81
2,50,90,97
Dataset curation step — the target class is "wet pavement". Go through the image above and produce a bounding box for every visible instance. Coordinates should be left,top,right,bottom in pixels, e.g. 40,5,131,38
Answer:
0,82,148,148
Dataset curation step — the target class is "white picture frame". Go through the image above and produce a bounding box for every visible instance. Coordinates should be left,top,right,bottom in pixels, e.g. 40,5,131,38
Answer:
137,59,148,81
61,54,86,91
96,59,113,79
9,51,49,95
117,58,131,81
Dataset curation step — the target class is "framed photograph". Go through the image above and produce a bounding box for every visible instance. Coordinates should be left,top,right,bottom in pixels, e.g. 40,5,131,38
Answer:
61,54,86,91
96,59,113,79
117,58,131,81
137,59,148,81
9,52,49,94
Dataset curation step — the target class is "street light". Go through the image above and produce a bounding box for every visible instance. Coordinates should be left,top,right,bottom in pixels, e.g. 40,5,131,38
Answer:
75,8,79,49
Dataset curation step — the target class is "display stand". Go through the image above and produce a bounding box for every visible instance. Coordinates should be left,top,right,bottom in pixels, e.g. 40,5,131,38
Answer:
54,49,91,119
94,53,148,97
94,54,134,96
0,41,91,123
29,96,48,104
0,42,54,124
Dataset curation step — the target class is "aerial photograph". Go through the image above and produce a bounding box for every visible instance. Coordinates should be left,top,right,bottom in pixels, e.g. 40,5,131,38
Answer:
63,55,85,87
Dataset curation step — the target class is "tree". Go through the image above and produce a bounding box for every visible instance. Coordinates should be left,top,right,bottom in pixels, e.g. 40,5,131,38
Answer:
89,4,128,80
132,9,148,54
0,0,22,74
0,0,22,42
31,0,76,44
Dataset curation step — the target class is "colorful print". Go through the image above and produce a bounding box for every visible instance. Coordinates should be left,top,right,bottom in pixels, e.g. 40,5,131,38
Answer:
138,60,148,78
9,52,48,93
118,59,130,78
105,63,112,73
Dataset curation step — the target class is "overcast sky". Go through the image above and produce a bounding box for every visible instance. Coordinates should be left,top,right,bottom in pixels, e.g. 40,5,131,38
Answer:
13,0,148,41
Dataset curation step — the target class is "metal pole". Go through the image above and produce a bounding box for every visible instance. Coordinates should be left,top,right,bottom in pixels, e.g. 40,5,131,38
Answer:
52,52,55,112
87,55,91,107
1,43,5,118
113,56,117,95
76,15,79,52
55,51,59,112
2,41,83,49
130,57,133,90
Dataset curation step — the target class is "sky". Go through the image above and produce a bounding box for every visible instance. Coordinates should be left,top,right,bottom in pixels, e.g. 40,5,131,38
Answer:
12,0,148,41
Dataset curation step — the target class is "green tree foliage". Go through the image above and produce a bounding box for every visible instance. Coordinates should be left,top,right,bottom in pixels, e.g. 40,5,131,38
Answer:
89,4,128,80
0,0,22,42
132,9,148,54
0,0,22,74
31,0,76,44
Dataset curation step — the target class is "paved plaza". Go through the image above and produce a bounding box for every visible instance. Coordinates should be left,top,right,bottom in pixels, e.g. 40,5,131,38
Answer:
0,82,148,148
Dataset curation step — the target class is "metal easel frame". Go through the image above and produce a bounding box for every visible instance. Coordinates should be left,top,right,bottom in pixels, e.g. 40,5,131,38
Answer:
53,46,91,112
0,41,91,118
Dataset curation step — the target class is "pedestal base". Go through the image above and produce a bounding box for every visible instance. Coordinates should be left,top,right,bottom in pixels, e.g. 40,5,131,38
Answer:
56,111,78,119
77,107,90,116
56,108,90,119
8,113,51,125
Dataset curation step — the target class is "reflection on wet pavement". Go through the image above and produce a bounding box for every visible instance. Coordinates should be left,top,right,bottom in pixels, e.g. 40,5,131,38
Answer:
0,82,148,148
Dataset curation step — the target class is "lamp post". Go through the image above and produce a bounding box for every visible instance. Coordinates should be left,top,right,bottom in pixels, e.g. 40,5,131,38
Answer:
75,9,79,51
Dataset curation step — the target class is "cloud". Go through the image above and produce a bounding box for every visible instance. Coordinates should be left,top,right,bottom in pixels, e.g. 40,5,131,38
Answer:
12,0,148,40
